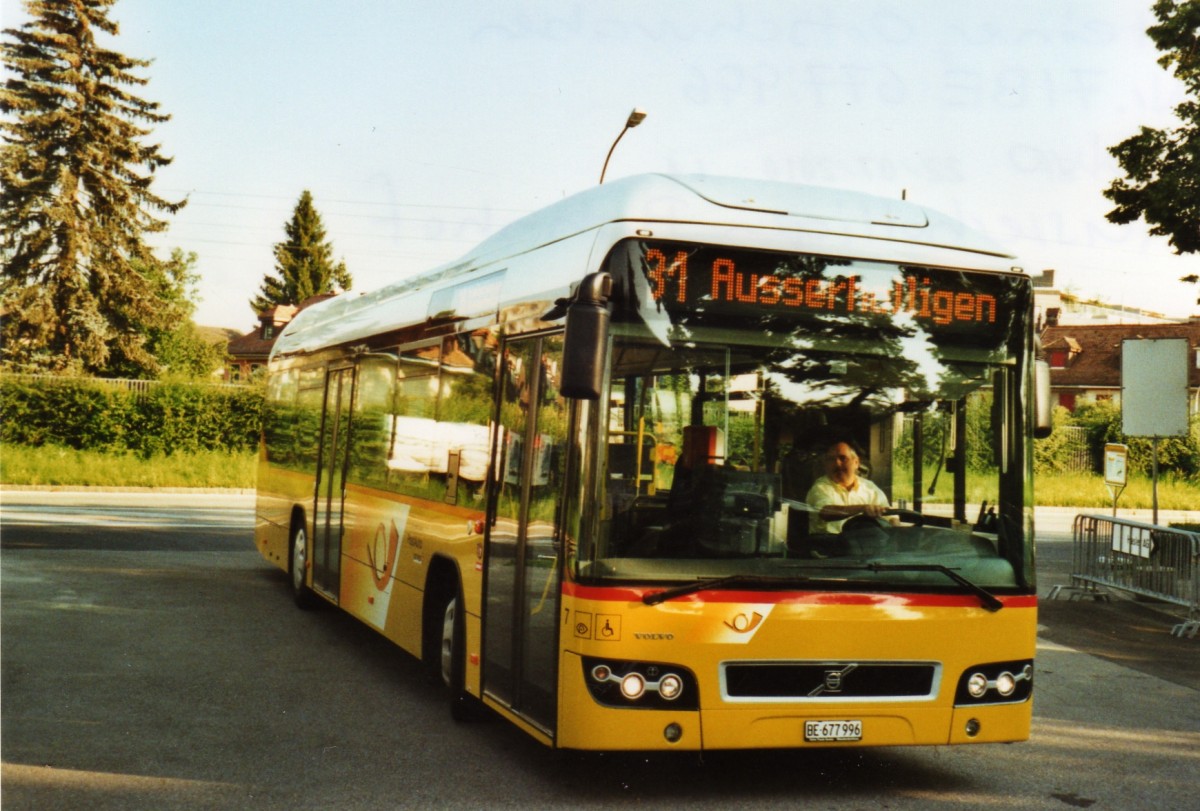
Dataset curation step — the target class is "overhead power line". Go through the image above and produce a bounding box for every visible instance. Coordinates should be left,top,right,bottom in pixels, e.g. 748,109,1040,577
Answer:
159,186,529,214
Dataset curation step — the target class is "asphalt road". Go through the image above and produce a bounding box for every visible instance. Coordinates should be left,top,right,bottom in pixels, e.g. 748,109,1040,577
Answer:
2,492,1198,810
1035,533,1200,694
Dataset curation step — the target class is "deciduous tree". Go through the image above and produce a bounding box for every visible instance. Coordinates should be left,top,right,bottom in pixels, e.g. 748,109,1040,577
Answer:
1103,0,1200,302
133,249,226,380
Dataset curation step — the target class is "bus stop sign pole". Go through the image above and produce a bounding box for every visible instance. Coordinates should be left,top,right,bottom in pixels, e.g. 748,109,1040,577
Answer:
1103,443,1127,518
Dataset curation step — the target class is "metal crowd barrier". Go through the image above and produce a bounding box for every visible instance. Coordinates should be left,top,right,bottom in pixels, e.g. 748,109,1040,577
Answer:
1047,514,1200,638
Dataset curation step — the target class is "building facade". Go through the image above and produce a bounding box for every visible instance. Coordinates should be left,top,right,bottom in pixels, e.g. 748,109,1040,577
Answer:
1041,321,1200,414
226,296,334,381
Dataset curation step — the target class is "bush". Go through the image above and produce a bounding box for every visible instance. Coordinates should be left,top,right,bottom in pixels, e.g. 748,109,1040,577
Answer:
0,376,263,457
132,382,262,456
1033,407,1079,474
1036,400,1200,480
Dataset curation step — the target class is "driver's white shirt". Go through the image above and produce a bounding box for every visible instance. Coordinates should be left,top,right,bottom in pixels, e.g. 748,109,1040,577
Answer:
805,475,890,534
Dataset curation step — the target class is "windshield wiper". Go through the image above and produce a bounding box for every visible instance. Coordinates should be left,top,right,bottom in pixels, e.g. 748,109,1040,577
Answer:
805,562,1004,613
642,574,805,606
641,565,1003,612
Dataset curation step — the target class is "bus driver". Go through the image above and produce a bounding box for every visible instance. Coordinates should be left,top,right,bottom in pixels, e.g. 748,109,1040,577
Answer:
805,440,890,534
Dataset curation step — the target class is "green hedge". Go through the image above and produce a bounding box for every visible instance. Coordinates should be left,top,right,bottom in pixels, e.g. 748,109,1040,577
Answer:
0,377,263,457
1037,402,1200,479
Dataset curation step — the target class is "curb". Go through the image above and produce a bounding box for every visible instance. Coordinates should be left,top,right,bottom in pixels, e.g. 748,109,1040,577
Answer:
1,485,254,495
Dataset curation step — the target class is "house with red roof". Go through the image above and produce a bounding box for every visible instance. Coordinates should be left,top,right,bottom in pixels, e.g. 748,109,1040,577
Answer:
1041,321,1200,414
225,296,335,381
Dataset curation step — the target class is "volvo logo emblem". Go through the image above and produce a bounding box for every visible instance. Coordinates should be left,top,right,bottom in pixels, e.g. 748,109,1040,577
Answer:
809,664,858,696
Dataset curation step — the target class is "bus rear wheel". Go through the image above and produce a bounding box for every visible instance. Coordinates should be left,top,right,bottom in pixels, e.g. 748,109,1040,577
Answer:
440,592,483,721
290,523,318,610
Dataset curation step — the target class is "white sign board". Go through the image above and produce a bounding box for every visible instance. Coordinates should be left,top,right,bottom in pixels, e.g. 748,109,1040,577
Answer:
1103,444,1128,487
1111,524,1153,559
1122,338,1189,437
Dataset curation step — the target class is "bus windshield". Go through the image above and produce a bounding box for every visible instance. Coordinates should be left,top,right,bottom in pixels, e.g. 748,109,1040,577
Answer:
575,239,1035,596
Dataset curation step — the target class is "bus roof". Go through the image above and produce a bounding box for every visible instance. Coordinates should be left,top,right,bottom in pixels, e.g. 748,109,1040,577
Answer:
271,174,1017,359
466,173,1013,266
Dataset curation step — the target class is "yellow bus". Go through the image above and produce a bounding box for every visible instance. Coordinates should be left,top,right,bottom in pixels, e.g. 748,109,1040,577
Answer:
255,174,1048,751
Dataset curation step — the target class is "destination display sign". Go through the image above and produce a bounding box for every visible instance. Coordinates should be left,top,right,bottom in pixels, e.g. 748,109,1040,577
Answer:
626,240,1025,342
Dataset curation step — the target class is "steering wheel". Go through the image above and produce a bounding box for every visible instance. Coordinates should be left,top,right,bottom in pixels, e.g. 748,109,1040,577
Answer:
885,508,926,526
841,513,892,533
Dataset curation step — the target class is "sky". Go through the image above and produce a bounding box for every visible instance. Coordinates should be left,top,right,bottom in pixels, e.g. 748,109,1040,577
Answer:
3,0,1198,330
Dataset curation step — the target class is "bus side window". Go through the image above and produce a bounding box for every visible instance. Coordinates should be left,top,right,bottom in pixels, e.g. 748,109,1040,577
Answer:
263,367,299,468
436,332,497,505
380,334,497,505
384,344,443,499
293,367,326,474
347,355,399,490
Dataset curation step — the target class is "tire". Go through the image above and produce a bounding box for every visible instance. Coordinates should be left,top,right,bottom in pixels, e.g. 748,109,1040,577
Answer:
290,523,319,610
440,591,484,721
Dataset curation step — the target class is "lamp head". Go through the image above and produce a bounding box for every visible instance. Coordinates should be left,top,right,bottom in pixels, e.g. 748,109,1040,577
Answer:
626,108,647,128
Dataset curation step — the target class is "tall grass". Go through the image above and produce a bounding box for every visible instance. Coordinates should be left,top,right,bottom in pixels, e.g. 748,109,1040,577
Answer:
1033,470,1199,511
0,444,256,489
883,464,1198,511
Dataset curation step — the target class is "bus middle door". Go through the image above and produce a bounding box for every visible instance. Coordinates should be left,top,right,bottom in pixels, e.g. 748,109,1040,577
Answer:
312,365,354,601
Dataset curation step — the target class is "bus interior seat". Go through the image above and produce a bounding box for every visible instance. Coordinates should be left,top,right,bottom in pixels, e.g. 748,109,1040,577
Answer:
608,441,652,483
667,466,781,557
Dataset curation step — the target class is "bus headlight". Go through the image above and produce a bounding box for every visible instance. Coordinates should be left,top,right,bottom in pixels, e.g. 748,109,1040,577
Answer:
658,673,684,701
954,660,1033,706
583,657,698,710
620,672,646,699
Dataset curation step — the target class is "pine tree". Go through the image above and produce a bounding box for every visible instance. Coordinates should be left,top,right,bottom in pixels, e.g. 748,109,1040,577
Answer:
1,0,186,376
250,190,352,314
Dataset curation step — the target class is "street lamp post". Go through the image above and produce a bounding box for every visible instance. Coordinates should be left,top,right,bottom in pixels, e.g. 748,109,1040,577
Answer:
599,108,647,184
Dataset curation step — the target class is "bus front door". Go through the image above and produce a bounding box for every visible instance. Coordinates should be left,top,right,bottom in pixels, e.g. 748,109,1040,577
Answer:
313,365,354,600
484,334,567,735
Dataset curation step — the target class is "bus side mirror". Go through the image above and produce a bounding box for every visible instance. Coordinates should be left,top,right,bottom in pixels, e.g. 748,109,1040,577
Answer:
1034,359,1052,439
559,272,612,400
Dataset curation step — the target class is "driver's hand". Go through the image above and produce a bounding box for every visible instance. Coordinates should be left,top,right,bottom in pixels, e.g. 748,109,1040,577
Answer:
861,504,887,518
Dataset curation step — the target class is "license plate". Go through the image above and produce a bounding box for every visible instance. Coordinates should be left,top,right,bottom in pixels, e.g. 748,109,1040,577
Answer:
804,719,863,742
